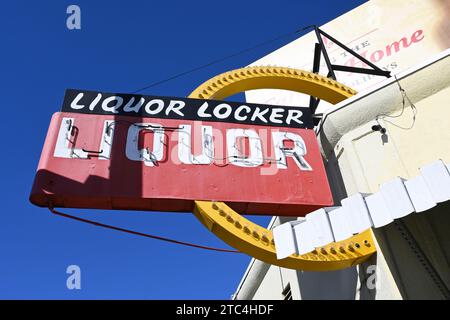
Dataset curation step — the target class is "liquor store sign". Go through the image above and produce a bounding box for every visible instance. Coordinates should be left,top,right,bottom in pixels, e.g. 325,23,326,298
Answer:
30,89,332,216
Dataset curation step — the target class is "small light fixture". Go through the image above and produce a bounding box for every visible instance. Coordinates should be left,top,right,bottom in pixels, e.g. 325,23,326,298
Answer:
371,124,386,134
371,117,387,134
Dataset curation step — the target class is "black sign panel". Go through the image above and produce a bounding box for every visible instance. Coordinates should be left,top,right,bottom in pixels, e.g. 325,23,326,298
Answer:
61,89,313,129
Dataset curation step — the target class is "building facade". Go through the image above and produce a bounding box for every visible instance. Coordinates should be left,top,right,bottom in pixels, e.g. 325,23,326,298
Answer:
233,0,450,300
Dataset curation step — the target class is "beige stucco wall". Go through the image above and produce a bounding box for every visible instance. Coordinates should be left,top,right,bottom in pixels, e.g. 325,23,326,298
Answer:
234,0,450,300
319,50,450,299
252,264,303,300
323,58,450,196
234,51,450,300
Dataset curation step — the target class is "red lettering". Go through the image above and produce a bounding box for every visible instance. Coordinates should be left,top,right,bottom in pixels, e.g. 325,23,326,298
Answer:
370,50,384,63
340,29,425,71
344,51,368,68
386,37,410,56
322,36,335,50
411,29,424,43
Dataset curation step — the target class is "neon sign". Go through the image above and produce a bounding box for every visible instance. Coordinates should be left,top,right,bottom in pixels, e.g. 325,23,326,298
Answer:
30,66,376,271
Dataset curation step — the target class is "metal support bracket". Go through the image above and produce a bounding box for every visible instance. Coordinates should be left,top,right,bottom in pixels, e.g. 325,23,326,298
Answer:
309,26,391,114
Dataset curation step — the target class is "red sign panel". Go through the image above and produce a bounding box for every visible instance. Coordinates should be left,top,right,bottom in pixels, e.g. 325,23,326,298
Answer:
30,90,333,216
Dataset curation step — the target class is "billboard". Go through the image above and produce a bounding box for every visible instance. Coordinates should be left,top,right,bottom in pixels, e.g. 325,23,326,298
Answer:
246,0,450,111
30,89,333,216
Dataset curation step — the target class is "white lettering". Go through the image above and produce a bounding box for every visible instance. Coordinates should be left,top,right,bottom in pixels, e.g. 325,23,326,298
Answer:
227,129,263,167
178,125,213,164
286,109,304,125
234,105,251,121
88,93,102,111
269,108,284,124
66,5,81,30
54,118,315,173
70,93,85,110
66,265,81,290
102,96,124,114
366,265,380,290
144,99,164,115
197,102,212,118
125,123,165,166
250,107,269,123
213,103,232,119
54,117,114,160
166,100,185,117
123,97,145,113
176,304,210,317
272,131,312,170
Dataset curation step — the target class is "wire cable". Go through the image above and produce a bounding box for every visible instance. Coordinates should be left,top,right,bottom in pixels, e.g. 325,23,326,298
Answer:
315,74,418,136
47,26,318,254
48,207,240,254
375,75,417,130
131,26,314,94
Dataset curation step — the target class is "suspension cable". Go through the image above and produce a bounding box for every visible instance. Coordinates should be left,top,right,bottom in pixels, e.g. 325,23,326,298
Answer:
49,207,240,254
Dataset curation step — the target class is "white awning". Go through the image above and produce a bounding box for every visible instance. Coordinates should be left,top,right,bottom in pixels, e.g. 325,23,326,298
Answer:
273,159,450,257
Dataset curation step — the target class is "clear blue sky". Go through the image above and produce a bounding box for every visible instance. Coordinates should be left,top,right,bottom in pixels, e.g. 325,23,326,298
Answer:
0,0,366,299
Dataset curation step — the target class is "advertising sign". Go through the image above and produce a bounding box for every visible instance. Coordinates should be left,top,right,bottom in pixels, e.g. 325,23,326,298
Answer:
30,89,333,216
246,0,450,111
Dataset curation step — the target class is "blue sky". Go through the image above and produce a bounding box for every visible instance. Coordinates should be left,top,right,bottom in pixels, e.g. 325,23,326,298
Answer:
0,0,366,299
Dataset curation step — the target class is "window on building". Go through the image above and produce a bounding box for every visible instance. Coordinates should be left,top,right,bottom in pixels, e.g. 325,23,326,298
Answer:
282,283,292,300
